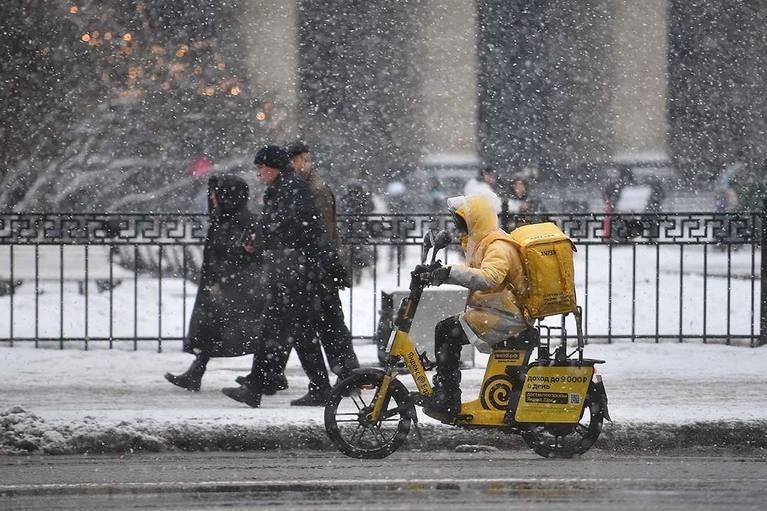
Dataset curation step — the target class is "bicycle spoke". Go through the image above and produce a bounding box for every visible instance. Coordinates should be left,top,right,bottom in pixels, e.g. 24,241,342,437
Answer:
363,425,383,447
372,425,388,445
349,425,364,444
350,394,365,411
358,391,371,409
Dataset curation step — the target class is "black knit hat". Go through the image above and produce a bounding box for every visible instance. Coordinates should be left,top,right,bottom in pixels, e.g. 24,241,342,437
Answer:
253,145,290,170
285,140,310,158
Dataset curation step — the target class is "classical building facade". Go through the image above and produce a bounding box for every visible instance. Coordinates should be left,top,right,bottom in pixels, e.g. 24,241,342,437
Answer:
241,0,766,182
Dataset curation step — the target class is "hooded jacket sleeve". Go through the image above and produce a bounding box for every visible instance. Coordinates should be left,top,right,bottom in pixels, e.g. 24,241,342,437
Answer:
445,239,527,296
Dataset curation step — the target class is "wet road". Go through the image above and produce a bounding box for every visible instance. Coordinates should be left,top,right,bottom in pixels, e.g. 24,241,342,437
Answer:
1,450,765,510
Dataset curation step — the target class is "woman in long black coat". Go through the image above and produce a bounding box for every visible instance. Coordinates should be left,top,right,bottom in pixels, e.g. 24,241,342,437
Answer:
165,174,263,391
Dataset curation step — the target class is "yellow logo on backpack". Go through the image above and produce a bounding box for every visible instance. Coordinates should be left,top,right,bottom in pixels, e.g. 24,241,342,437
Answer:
508,222,577,320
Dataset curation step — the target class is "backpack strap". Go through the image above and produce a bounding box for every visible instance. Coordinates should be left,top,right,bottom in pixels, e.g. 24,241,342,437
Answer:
472,231,525,300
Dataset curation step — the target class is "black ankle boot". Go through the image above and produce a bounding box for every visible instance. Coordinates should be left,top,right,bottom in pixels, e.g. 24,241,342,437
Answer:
290,385,331,406
235,373,288,395
165,358,206,392
221,382,262,408
422,374,461,421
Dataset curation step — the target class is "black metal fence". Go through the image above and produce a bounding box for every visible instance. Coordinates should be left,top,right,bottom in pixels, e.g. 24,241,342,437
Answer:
0,209,764,350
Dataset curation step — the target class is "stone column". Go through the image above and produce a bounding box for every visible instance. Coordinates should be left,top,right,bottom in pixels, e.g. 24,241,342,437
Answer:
240,0,299,137
419,0,479,167
610,0,669,162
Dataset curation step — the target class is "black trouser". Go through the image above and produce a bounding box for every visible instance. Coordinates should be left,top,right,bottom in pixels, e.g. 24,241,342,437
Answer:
251,269,331,393
268,284,359,385
313,286,359,377
433,316,469,390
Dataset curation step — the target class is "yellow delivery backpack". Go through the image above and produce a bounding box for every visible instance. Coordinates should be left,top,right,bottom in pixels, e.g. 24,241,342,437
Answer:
508,222,577,320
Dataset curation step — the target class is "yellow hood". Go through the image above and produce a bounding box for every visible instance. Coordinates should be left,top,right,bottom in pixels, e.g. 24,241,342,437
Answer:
449,195,500,260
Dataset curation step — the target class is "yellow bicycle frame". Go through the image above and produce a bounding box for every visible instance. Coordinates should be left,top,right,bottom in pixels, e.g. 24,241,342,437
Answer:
366,329,429,423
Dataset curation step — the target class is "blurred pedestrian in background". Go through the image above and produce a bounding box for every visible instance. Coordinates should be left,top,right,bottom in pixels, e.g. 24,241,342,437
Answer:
165,174,262,392
427,176,447,215
339,179,374,285
714,164,742,249
384,174,408,271
644,177,666,239
463,165,501,205
601,167,632,242
504,176,544,229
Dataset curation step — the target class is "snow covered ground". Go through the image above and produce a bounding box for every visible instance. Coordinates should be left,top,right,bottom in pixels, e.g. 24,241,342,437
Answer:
1,241,764,454
1,340,766,433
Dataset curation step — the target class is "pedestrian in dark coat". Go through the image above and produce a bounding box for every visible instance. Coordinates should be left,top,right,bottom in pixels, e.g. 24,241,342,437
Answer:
222,145,349,408
283,141,360,405
165,174,263,391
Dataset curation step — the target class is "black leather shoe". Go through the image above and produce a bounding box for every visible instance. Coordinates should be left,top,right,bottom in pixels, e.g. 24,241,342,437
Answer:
290,387,331,406
222,383,262,408
235,374,288,395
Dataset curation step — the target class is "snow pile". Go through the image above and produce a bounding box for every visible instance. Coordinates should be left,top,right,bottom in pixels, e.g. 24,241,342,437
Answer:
0,405,336,455
1,406,62,454
2,404,766,456
0,406,166,455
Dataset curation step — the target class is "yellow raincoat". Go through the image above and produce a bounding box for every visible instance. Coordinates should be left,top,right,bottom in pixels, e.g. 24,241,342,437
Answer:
444,195,530,353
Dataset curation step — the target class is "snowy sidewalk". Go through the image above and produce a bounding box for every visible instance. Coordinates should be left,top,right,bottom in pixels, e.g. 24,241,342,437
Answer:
2,342,767,454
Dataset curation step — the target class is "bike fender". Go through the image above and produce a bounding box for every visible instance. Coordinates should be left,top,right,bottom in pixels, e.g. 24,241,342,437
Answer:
591,377,611,422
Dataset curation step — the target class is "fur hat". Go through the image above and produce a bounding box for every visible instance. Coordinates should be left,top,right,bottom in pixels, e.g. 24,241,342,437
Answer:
285,140,310,158
253,145,290,170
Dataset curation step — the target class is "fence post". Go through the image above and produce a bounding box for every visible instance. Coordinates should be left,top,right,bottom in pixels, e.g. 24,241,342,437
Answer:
760,200,767,347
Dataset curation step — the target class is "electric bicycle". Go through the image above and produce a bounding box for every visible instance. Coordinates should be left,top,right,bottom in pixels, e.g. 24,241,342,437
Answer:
324,229,611,459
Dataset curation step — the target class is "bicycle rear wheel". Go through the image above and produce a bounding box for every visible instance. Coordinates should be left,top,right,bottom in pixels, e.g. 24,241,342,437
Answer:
521,387,604,458
324,370,413,459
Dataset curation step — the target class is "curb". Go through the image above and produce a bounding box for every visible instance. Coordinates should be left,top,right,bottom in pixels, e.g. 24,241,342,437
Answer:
2,407,766,455
0,477,640,498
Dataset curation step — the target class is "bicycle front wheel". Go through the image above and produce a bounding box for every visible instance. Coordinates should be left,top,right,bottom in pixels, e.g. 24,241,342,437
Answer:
324,370,413,459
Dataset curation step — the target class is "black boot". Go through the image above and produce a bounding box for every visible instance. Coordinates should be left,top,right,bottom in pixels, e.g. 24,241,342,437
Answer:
422,373,462,421
165,356,207,392
221,382,262,408
422,317,465,421
290,384,331,406
235,373,288,395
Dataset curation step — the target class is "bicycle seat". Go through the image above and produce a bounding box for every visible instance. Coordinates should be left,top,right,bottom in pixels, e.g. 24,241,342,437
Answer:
493,328,540,350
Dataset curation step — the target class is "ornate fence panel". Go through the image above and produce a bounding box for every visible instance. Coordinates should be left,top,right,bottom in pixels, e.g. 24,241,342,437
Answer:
0,213,206,351
0,210,763,350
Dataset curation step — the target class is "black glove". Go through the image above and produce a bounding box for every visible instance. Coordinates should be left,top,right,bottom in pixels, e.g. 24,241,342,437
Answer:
412,264,430,275
430,266,451,286
411,264,432,284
